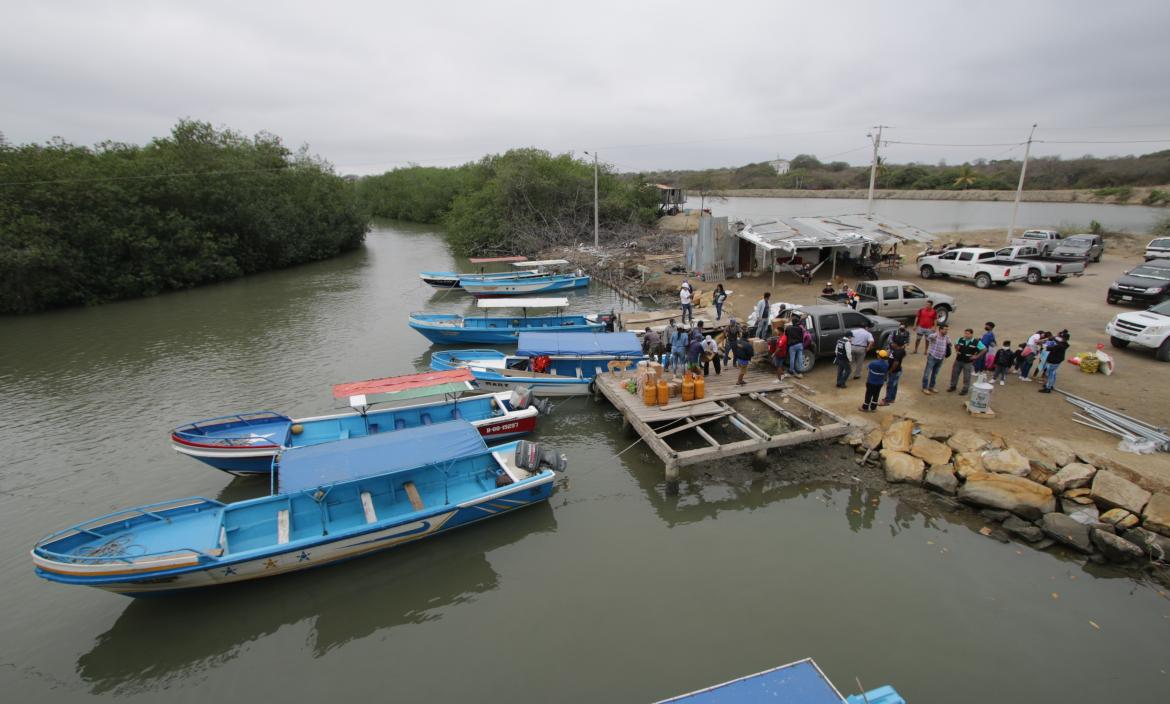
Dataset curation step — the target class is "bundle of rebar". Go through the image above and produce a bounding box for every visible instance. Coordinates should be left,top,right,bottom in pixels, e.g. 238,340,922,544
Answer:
1057,390,1170,452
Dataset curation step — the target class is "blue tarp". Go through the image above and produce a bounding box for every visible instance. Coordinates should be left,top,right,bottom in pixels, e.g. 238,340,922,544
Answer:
517,332,641,357
656,659,846,704
276,421,489,494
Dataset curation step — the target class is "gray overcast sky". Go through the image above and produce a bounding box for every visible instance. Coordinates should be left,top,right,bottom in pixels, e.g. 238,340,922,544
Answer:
3,0,1170,175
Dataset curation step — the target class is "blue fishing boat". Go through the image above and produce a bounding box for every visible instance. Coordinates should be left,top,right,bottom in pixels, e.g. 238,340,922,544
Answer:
418,269,543,289
32,422,566,596
460,272,590,297
171,370,541,475
408,297,605,345
429,331,644,396
656,658,904,704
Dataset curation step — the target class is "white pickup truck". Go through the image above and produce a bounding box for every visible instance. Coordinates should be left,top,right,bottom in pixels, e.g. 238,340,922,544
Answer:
1106,299,1170,362
917,247,1029,289
994,245,1085,284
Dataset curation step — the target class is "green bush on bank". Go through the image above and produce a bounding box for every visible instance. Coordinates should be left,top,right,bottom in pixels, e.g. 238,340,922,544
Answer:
0,121,367,314
357,148,661,255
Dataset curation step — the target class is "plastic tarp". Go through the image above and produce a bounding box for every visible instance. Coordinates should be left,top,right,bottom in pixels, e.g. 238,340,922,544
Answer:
656,658,848,704
517,332,642,357
477,297,568,309
331,370,474,401
277,421,488,494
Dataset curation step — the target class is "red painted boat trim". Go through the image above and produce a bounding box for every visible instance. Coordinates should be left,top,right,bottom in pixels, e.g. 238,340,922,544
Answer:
170,434,280,451
331,369,475,400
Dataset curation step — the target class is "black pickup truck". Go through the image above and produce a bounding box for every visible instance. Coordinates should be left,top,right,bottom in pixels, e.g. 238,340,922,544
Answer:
786,304,901,373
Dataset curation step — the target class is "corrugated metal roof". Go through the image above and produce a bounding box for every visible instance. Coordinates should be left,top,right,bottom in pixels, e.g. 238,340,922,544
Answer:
735,213,936,252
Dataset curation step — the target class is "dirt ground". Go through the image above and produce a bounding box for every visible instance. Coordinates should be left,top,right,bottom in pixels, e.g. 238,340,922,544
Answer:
646,230,1170,492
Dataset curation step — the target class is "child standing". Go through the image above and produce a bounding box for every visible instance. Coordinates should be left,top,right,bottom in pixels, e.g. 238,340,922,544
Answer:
992,340,1014,385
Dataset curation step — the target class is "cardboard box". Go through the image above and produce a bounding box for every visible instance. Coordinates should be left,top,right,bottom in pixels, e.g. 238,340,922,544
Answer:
751,338,769,356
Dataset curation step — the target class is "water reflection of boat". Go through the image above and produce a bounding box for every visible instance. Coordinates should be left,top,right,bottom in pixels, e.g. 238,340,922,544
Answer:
75,502,557,694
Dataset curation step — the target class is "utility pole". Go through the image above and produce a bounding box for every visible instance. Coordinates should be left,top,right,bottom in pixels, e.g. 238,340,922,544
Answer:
1006,124,1038,243
584,150,599,248
866,125,884,218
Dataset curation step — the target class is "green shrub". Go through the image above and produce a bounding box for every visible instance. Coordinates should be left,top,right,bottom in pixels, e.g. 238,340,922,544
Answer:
1143,189,1169,205
1093,186,1134,201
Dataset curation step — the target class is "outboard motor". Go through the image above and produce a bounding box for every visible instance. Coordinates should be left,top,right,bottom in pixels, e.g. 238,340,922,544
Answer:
515,440,568,473
595,309,617,332
509,386,553,415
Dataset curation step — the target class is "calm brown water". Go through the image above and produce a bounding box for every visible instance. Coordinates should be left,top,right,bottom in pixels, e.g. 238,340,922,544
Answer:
1,221,1167,702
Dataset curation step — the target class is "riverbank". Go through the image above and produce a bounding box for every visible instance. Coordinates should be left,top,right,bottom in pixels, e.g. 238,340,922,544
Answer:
697,186,1170,206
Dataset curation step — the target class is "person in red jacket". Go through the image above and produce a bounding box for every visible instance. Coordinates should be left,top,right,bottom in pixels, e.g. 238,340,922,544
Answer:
912,300,938,354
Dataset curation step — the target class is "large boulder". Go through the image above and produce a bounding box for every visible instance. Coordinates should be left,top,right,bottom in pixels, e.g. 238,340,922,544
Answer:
918,424,951,441
882,450,925,484
1091,470,1152,515
953,452,984,480
865,427,884,450
981,448,1031,477
1002,515,1045,542
958,472,1057,521
1039,512,1093,553
883,420,914,453
1141,492,1170,537
1063,503,1100,526
947,428,989,454
911,436,952,466
1028,436,1077,467
1046,463,1098,493
1121,527,1170,563
924,465,959,495
1078,451,1170,493
1028,462,1057,487
1091,528,1145,564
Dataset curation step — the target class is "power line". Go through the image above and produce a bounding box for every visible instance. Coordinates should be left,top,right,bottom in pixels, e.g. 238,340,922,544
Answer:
884,140,1025,148
1036,138,1170,145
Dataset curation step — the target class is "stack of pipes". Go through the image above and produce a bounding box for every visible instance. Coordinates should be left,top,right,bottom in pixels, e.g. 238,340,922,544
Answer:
1058,390,1170,452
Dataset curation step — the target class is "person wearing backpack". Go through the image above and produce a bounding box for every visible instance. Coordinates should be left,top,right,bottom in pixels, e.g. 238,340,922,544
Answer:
921,324,951,394
833,334,853,388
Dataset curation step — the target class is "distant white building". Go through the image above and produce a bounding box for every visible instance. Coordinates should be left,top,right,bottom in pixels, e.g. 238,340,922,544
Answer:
768,158,790,175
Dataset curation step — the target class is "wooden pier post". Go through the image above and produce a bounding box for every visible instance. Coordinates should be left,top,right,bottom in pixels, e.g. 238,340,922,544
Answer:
665,460,680,495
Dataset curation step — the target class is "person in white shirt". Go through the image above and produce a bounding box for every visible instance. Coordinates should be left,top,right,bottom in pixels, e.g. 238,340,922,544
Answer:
753,292,771,339
679,284,693,324
849,323,875,379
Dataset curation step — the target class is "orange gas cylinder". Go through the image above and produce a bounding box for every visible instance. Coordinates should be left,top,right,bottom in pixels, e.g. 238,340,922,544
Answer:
642,378,657,406
694,374,705,399
656,379,669,406
681,373,695,402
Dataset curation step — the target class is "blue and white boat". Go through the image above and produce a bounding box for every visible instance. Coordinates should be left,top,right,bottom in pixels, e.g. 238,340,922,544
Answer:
171,370,540,475
460,272,590,297
32,422,565,596
656,658,904,704
418,269,542,289
429,331,644,396
408,297,605,345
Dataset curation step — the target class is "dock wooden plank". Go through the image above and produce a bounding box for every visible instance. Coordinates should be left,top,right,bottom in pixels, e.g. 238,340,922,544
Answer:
656,410,734,439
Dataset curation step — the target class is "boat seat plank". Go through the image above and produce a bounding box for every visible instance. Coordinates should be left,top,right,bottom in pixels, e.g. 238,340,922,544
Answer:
403,482,424,512
277,509,290,545
360,491,378,524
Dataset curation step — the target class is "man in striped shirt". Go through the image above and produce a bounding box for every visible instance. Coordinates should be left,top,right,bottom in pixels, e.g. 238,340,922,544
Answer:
921,324,951,394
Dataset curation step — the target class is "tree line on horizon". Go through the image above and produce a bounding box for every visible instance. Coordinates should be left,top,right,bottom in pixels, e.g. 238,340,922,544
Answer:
355,148,662,255
645,151,1170,201
0,121,367,314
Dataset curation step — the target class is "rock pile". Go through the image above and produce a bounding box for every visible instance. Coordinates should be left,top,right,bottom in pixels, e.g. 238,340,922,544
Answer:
846,423,1170,567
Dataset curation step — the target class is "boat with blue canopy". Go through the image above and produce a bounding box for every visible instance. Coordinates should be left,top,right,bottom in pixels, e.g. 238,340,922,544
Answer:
655,658,904,704
170,370,541,475
408,297,605,345
33,421,567,596
429,331,644,396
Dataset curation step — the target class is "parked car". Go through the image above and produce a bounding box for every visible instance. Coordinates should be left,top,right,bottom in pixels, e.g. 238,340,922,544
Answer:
993,245,1085,284
1145,237,1170,261
816,280,956,325
1011,229,1063,255
1051,234,1104,263
783,305,900,374
1106,259,1170,306
1105,298,1170,362
917,247,1029,289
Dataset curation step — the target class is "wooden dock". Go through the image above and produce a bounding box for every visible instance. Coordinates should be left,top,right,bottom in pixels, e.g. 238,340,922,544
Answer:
593,365,852,492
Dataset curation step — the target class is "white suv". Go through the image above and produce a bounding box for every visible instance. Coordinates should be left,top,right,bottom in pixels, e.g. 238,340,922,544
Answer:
1106,299,1170,362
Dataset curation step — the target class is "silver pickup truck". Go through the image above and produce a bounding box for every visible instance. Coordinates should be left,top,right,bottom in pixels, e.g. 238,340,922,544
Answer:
994,245,1085,284
1011,230,1063,255
817,280,956,325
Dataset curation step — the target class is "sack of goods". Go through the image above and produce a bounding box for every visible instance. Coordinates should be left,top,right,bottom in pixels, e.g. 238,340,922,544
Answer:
1077,352,1100,374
